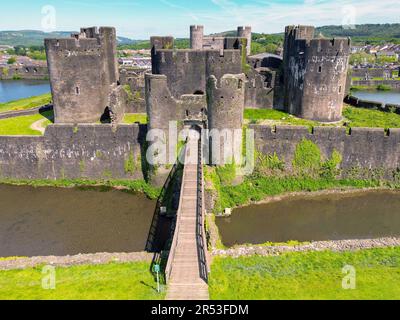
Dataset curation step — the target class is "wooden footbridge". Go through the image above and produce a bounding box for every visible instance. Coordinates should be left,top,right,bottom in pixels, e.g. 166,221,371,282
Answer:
164,131,210,300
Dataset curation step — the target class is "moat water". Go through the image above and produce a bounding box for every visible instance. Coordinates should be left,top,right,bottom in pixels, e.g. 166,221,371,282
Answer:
0,80,50,103
0,185,157,257
352,90,400,105
216,190,400,247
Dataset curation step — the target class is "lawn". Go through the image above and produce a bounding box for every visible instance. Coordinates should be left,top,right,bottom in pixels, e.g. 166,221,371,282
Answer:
0,93,52,113
0,110,53,135
244,109,320,128
123,113,147,124
244,106,400,130
0,262,165,300
343,106,400,129
209,247,400,300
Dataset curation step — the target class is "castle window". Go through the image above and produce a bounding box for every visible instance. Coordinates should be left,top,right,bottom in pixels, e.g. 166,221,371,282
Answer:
186,110,190,117
339,86,342,93
75,86,80,95
318,66,322,73
238,79,243,89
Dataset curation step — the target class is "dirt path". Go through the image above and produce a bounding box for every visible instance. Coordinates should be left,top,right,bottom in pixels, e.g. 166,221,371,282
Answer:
30,118,52,134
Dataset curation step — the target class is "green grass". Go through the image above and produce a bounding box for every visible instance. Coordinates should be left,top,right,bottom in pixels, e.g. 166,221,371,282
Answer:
0,110,53,136
209,247,400,300
0,93,51,113
343,106,400,129
0,178,161,200
244,107,400,130
0,262,165,300
244,109,319,129
123,113,148,124
214,175,387,212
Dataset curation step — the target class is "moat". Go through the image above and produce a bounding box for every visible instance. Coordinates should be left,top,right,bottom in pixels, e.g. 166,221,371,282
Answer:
0,80,50,103
352,90,400,105
0,185,156,257
216,190,400,247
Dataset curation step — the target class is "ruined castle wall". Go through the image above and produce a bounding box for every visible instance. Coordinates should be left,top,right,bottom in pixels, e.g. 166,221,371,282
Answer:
119,67,147,113
251,124,400,173
244,68,275,109
152,49,242,98
283,26,315,111
145,73,178,132
0,124,145,180
45,27,119,123
0,65,48,80
285,39,308,116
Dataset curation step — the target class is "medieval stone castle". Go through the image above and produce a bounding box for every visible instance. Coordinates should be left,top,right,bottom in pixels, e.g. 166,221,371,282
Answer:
44,25,351,132
2,24,400,188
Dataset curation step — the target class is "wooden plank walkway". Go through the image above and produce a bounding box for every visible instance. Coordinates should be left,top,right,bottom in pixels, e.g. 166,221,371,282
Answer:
165,137,209,300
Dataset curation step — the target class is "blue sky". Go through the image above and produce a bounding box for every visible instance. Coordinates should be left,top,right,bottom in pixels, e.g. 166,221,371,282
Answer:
1,0,399,39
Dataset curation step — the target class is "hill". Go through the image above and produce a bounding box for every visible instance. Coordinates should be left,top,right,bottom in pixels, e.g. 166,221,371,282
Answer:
0,30,135,47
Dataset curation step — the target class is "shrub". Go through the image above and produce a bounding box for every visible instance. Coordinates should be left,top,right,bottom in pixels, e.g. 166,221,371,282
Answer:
256,151,285,173
216,163,236,186
7,57,16,64
292,139,321,176
320,149,343,179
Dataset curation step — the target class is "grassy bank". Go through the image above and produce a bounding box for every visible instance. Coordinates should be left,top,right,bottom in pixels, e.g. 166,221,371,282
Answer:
123,113,148,124
0,93,51,113
209,247,400,300
0,110,53,135
0,262,164,300
0,178,161,200
212,175,390,213
244,106,400,130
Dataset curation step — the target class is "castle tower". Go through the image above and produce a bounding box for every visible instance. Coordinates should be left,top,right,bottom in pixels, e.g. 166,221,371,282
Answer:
207,74,246,165
300,38,351,122
283,25,315,110
190,25,204,50
282,25,351,122
237,26,252,56
45,27,120,123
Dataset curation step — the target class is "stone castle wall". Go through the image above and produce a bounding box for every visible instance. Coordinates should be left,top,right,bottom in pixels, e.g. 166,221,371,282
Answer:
0,65,48,80
0,124,145,180
251,124,400,173
152,49,242,98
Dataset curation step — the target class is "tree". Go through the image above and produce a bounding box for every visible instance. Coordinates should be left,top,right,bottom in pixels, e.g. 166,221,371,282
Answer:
7,56,16,64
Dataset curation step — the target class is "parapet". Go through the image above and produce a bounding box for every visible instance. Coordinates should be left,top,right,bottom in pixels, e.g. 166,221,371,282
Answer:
285,25,315,42
45,26,116,52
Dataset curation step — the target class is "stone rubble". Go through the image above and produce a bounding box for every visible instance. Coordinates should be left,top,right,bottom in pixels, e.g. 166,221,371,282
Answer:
212,237,400,258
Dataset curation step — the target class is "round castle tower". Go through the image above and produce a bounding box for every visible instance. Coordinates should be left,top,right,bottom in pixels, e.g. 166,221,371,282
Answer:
301,38,351,122
207,74,246,166
237,26,252,56
190,25,204,50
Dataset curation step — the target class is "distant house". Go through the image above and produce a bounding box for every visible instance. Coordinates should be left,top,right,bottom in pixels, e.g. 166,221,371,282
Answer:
0,45,13,51
118,57,151,69
376,51,399,60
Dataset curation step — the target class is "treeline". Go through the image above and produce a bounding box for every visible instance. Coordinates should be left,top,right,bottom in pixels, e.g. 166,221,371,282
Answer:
6,45,47,61
315,24,400,45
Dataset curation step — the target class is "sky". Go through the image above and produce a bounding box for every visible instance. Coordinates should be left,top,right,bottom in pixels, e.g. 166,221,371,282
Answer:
1,0,399,39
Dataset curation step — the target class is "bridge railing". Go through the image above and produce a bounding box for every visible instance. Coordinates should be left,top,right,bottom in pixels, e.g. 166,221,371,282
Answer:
197,135,211,281
164,142,188,283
